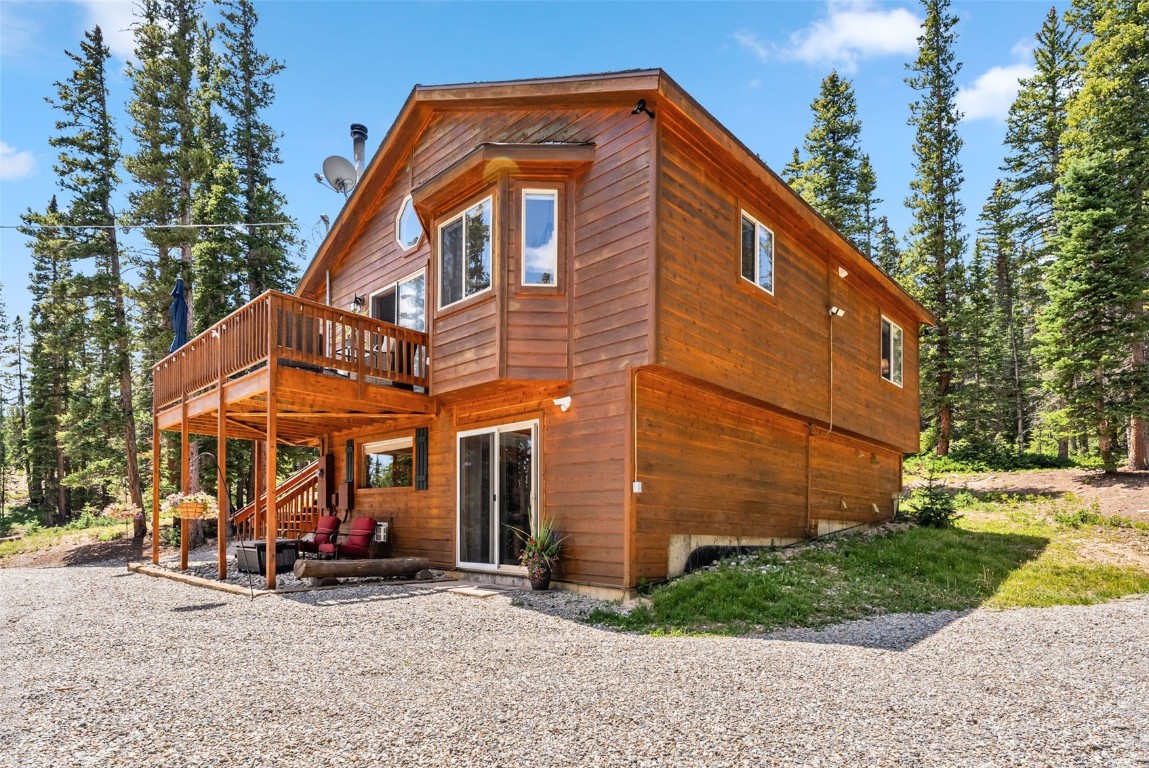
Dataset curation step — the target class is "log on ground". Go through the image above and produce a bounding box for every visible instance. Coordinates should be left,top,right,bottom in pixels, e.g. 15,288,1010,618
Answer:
293,556,429,580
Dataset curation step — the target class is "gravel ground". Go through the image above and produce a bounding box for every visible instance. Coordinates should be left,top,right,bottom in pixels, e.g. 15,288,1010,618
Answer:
1,564,1147,768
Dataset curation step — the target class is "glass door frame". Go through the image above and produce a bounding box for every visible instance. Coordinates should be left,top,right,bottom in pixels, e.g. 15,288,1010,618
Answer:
455,419,540,572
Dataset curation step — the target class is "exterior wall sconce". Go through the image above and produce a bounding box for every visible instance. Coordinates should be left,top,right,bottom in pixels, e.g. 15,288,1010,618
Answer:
838,266,849,279
351,295,365,311
829,306,845,318
553,396,572,412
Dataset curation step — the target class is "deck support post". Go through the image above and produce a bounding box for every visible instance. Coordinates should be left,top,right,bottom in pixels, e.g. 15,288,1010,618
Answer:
217,387,228,580
180,397,190,571
151,416,160,565
265,304,279,588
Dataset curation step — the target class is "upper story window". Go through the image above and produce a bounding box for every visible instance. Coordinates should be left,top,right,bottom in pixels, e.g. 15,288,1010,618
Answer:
362,437,413,488
740,211,775,295
396,195,422,251
881,316,904,387
439,196,493,309
522,190,558,287
370,270,426,332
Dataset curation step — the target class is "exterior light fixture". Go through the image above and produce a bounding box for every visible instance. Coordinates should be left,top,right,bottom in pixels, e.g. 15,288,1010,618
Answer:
351,295,365,310
829,306,845,317
553,396,572,412
838,266,849,279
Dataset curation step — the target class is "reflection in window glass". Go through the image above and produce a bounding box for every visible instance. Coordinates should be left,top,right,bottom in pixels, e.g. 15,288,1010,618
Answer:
881,317,904,387
523,191,558,286
397,196,422,250
397,273,425,332
363,439,413,488
439,197,492,308
740,211,774,294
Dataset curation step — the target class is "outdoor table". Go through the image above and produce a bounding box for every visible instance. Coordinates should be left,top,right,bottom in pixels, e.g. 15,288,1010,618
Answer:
236,538,299,574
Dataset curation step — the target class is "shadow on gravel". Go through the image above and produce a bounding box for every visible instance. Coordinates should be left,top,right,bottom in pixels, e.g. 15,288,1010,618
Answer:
61,536,146,567
760,609,974,651
278,583,454,608
171,601,228,613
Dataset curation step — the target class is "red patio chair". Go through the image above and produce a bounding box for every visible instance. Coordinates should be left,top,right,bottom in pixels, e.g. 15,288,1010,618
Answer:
320,516,375,559
297,515,341,559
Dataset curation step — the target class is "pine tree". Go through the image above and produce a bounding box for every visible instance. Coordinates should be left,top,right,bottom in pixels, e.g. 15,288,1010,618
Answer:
1041,0,1149,471
856,154,881,260
216,0,297,299
903,0,967,456
48,25,145,513
20,198,83,523
873,216,902,278
955,238,1002,448
7,316,29,482
786,71,867,248
0,288,10,519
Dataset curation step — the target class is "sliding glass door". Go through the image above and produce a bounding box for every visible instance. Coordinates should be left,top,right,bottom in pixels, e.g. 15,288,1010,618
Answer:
457,421,537,570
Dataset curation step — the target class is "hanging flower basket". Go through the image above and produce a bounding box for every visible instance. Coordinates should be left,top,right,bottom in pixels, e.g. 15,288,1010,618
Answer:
161,492,218,520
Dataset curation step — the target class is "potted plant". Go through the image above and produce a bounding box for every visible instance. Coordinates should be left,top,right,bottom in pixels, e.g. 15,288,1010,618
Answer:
160,491,218,520
511,515,566,590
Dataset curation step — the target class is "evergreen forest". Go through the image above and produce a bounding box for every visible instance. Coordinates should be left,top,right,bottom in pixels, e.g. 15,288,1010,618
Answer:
0,0,1145,531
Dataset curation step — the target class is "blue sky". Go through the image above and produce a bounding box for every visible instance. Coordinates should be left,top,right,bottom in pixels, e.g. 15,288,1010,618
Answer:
0,0,1063,326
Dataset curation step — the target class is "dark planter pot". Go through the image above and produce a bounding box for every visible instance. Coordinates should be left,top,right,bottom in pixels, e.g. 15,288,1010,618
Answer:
529,567,552,591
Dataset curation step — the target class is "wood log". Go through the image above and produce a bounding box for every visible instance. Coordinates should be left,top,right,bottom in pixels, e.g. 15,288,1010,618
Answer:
293,556,429,580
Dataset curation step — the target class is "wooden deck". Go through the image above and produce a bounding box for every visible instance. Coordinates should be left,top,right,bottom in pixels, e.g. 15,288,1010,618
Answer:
153,291,436,445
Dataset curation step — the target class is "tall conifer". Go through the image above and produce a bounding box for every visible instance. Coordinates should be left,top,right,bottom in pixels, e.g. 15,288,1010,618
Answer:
904,0,967,456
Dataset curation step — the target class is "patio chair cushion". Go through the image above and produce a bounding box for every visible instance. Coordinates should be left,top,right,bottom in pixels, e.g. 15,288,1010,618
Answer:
298,515,341,555
336,517,377,559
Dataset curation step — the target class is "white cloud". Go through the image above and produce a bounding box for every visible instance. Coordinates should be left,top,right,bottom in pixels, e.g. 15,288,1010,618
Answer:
782,0,922,72
734,30,770,62
957,61,1035,122
73,0,135,62
0,142,36,180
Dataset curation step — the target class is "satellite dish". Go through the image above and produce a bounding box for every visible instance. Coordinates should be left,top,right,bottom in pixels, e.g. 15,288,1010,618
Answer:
322,155,357,196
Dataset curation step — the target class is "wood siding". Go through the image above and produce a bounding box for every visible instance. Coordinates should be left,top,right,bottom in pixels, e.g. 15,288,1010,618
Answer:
655,111,921,453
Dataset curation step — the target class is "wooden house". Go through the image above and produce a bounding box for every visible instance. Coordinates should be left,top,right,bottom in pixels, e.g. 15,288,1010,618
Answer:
150,69,932,596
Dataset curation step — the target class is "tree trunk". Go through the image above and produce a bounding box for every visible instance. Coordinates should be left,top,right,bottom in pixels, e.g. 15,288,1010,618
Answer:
1130,338,1147,469
293,556,428,580
1058,439,1069,461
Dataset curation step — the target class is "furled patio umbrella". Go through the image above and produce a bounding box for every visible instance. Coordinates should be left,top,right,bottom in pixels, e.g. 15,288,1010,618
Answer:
168,277,189,353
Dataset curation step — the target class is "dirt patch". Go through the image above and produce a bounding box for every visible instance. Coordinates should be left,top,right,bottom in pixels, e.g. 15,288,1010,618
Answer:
924,468,1149,523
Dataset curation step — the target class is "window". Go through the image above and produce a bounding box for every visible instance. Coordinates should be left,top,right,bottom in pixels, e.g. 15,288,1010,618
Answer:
740,211,775,294
362,438,414,488
439,197,492,309
522,190,558,286
396,195,423,251
370,270,426,332
881,316,904,387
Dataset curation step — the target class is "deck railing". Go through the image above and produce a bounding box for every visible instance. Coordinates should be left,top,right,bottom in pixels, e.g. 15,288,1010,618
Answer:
153,290,429,409
231,460,321,542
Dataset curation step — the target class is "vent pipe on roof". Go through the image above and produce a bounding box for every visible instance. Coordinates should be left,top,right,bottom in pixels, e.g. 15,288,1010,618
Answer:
350,123,368,176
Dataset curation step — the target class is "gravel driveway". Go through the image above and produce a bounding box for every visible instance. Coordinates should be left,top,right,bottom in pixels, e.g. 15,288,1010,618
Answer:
1,564,1147,767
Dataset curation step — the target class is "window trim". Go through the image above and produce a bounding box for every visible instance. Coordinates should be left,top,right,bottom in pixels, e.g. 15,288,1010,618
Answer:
437,195,495,311
881,315,904,388
361,436,415,489
740,210,775,296
520,188,559,289
395,194,423,252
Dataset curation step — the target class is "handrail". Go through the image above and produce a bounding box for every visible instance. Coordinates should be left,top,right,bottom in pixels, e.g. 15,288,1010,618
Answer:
232,460,321,542
153,290,429,409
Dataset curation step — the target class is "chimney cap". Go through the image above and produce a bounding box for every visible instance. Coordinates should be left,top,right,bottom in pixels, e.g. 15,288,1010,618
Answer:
350,123,368,140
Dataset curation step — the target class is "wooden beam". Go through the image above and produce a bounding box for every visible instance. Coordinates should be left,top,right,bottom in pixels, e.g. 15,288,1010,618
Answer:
180,397,189,572
151,415,160,565
265,309,279,589
217,352,228,581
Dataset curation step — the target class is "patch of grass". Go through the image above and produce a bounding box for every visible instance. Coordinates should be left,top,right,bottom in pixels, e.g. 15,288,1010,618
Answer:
589,492,1149,635
0,510,132,560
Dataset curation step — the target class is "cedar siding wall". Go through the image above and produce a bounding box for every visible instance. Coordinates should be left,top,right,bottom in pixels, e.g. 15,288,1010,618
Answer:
322,104,655,587
655,112,920,453
634,372,809,581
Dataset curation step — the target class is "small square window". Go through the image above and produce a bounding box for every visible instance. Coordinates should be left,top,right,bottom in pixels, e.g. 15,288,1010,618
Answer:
740,211,774,294
362,438,414,488
881,317,904,387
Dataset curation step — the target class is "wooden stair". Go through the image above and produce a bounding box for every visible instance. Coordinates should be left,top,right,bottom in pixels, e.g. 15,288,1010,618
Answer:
231,460,322,541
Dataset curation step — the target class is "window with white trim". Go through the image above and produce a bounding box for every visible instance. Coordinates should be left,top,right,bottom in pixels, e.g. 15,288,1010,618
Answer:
362,438,414,488
740,211,775,294
438,196,492,309
881,316,904,387
522,190,558,286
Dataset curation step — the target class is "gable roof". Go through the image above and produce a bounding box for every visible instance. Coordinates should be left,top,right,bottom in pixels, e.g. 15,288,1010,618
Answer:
297,69,933,326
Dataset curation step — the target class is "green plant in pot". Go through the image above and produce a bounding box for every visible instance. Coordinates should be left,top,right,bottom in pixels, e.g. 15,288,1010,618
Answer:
511,515,566,590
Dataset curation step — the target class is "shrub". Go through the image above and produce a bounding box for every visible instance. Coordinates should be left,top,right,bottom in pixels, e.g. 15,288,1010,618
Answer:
905,467,961,528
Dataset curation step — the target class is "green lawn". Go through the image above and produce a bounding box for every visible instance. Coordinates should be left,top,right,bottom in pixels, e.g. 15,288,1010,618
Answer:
589,493,1149,635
